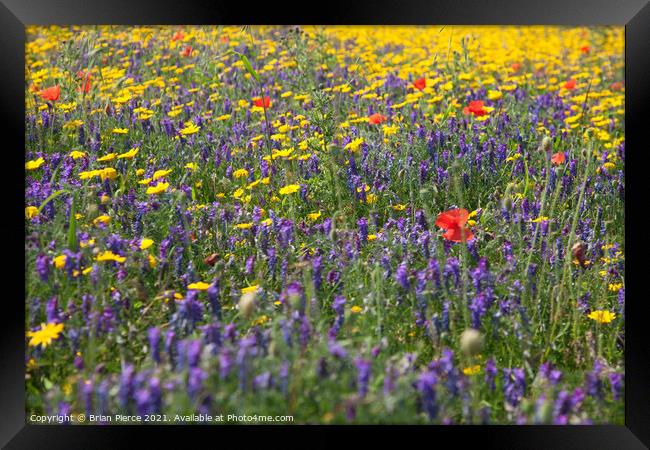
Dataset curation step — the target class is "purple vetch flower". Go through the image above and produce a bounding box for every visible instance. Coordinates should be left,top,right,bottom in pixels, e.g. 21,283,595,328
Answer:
415,371,438,420
299,315,312,348
485,358,497,391
585,358,604,399
354,358,372,398
200,321,222,353
577,292,591,314
147,327,161,364
443,257,460,289
81,379,94,415
46,296,60,323
608,372,623,401
35,254,51,282
245,255,255,275
503,368,526,408
328,340,348,359
187,339,202,368
207,281,221,318
118,364,135,408
357,217,368,244
328,295,346,339
396,262,410,290
312,256,322,292
219,348,234,379
188,367,207,400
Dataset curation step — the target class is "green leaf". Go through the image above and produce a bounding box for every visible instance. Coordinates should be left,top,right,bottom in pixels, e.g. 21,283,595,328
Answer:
37,189,69,215
67,193,78,251
236,52,260,83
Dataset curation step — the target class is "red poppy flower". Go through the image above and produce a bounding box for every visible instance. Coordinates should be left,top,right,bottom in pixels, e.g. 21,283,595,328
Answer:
39,85,60,102
435,208,474,243
172,30,184,41
511,62,522,72
76,71,92,93
253,96,271,108
551,152,566,165
564,79,576,90
368,113,387,124
610,81,623,91
220,35,229,43
181,46,193,57
463,100,487,117
580,45,590,54
413,77,426,90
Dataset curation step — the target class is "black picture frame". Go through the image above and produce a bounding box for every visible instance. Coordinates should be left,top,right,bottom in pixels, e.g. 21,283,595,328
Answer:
3,1,649,448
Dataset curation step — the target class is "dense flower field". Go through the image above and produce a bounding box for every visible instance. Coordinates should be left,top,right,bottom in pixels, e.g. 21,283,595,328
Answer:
25,26,625,424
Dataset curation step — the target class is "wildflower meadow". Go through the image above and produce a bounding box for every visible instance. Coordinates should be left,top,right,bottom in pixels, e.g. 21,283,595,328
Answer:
25,26,625,424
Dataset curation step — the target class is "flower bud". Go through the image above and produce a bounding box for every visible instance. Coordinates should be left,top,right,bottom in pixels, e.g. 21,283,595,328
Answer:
460,328,483,357
238,291,257,319
539,136,552,157
572,241,587,268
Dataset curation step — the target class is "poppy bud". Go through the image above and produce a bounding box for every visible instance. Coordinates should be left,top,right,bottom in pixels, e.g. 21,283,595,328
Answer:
572,241,587,268
460,328,483,357
238,291,257,319
204,253,218,266
86,203,99,218
539,136,552,157
502,183,515,211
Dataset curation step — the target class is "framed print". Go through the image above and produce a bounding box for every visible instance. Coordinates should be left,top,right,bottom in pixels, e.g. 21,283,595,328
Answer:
2,0,649,448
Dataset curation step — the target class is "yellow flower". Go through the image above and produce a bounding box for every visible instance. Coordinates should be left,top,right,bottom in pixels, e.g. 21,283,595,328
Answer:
96,250,126,263
463,364,481,375
117,147,139,159
233,168,249,178
365,193,377,204
53,254,67,269
530,216,550,223
93,215,111,226
97,153,117,162
25,206,39,218
140,238,154,250
27,322,64,349
392,204,407,211
25,157,45,170
382,124,399,136
236,222,253,229
344,137,364,152
136,168,145,176
69,150,87,160
608,283,623,292
307,211,322,221
279,184,300,195
146,181,169,195
487,90,502,100
100,168,118,181
242,285,259,294
185,162,198,170
252,315,270,326
367,234,377,241
152,169,172,180
179,122,200,136
148,254,157,268
350,305,363,313
112,128,129,134
187,281,211,290
587,310,616,324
